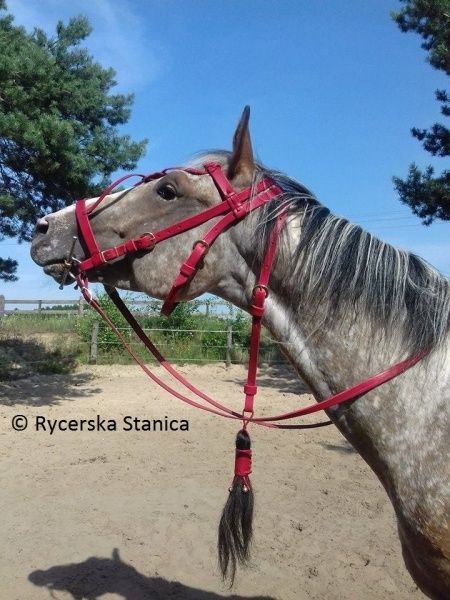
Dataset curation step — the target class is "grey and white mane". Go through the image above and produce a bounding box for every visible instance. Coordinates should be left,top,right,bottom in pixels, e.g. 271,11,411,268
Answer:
194,150,450,356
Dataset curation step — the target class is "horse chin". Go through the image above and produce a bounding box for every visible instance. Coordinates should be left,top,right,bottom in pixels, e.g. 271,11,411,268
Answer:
42,263,72,286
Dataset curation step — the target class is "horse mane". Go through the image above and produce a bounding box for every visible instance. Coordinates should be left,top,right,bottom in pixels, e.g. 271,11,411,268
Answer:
194,151,450,354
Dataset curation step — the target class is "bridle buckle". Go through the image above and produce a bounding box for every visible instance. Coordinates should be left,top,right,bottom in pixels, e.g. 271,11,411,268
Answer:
253,284,269,298
140,232,156,250
192,239,209,251
192,240,210,269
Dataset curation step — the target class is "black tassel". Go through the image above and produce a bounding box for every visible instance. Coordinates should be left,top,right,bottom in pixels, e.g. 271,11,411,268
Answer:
218,429,254,584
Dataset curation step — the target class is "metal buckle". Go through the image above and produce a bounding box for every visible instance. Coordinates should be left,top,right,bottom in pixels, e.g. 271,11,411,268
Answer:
192,239,209,251
253,284,269,298
140,232,156,250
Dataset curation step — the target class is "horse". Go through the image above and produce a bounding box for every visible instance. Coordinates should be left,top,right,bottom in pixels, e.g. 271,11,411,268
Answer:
31,107,450,599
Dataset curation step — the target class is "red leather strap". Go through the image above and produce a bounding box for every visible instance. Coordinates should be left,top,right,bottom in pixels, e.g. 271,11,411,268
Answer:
159,190,280,314
243,211,288,414
160,181,283,315
78,233,156,271
88,173,147,214
161,240,210,315
75,200,102,257
76,166,279,276
205,162,236,199
235,448,252,477
249,348,429,423
80,274,428,429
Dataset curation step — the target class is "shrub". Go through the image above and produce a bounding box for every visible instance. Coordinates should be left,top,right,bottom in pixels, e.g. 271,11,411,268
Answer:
142,300,201,340
76,292,131,351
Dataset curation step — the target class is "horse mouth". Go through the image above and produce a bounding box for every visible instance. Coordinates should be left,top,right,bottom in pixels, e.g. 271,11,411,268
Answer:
42,262,73,285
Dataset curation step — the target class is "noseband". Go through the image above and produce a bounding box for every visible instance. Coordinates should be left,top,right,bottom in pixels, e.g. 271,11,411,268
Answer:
64,161,429,494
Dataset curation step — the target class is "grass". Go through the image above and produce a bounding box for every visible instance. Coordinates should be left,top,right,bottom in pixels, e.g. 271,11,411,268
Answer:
0,298,285,380
1,312,81,335
0,333,83,380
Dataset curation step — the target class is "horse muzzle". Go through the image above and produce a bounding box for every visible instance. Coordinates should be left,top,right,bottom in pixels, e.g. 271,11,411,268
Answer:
31,213,83,287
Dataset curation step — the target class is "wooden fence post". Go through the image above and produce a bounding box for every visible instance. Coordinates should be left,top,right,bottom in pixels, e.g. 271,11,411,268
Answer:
0,295,5,320
90,322,99,364
226,326,232,368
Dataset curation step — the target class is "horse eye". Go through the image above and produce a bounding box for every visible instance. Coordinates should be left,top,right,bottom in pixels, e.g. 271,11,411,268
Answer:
157,184,177,201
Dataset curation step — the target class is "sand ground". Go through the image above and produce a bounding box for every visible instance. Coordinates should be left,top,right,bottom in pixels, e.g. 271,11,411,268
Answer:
0,363,423,600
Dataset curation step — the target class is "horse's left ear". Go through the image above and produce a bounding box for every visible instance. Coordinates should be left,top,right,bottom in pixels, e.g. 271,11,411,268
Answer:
228,106,255,184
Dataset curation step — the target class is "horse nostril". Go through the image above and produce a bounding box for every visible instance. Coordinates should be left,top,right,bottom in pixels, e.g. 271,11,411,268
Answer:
36,218,49,234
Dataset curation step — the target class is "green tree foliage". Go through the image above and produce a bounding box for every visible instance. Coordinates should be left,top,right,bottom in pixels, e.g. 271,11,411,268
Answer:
0,2,147,280
392,0,450,223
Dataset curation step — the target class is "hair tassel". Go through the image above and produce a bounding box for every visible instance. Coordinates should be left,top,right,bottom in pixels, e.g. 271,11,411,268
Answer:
218,429,254,584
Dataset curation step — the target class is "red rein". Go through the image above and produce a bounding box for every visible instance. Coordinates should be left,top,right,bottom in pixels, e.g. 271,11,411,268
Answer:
73,161,429,490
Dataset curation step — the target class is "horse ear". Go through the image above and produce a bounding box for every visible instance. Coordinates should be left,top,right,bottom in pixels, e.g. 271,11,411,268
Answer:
228,106,255,184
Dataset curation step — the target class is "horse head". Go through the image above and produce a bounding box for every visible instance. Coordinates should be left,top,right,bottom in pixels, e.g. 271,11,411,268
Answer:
31,107,259,305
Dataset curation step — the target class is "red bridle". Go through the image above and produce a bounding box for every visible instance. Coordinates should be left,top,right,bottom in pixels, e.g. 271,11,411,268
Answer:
75,162,282,315
70,161,429,488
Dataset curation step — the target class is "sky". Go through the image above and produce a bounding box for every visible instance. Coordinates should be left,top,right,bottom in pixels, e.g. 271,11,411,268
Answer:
1,0,449,304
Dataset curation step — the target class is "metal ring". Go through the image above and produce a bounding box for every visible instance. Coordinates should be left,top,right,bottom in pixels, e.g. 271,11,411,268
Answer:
242,410,254,429
253,284,269,298
140,232,156,249
192,239,209,251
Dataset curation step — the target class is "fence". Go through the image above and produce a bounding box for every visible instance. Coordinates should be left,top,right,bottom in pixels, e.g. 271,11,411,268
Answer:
0,295,234,318
0,295,284,371
87,323,238,366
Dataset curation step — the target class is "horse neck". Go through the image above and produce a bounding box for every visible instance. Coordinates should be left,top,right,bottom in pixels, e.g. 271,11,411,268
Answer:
216,215,449,487
222,214,412,396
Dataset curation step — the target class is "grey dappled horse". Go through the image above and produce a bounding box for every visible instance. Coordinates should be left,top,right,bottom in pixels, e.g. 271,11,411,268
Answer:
31,109,450,599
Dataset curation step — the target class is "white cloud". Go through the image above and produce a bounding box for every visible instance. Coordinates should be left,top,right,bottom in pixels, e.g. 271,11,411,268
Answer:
8,0,163,90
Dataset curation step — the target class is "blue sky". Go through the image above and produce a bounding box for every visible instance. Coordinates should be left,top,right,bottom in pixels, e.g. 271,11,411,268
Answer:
1,0,449,302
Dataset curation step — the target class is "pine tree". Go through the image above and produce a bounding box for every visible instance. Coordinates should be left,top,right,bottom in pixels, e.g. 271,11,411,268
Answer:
0,1,147,280
392,0,450,224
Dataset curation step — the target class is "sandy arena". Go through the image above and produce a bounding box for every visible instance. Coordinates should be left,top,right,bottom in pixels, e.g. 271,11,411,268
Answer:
1,363,424,599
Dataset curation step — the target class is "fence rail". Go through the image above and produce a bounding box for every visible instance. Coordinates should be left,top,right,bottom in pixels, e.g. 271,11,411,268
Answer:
0,295,233,318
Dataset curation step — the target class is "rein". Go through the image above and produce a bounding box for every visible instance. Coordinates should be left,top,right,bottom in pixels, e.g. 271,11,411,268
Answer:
67,161,430,491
